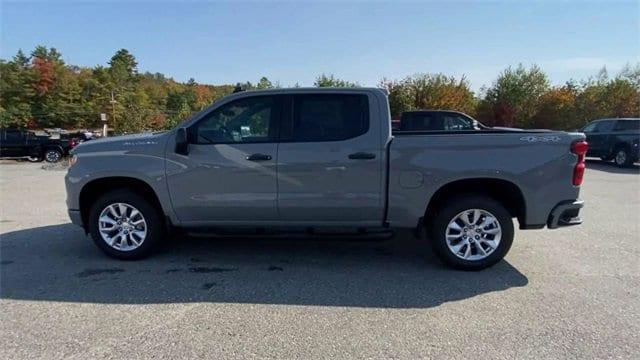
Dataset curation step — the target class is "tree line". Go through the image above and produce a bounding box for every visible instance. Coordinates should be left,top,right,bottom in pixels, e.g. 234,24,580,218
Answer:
1,46,638,133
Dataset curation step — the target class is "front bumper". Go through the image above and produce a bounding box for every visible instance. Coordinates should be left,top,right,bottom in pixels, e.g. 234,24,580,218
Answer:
547,200,584,229
68,209,84,228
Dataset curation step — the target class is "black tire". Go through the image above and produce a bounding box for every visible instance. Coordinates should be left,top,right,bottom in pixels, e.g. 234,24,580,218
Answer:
613,147,633,168
88,189,165,260
44,149,62,163
428,195,514,271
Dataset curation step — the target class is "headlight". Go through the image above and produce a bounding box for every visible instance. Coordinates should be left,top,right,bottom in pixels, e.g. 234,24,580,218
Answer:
68,154,78,167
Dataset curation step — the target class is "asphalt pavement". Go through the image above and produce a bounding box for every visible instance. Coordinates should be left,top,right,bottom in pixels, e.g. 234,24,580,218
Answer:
0,160,638,359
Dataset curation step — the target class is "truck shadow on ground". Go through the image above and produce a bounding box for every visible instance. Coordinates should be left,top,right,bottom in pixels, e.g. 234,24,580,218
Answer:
0,223,528,308
586,159,640,174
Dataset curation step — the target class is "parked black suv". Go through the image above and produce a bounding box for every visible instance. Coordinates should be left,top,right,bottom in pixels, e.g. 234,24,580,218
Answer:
581,118,640,167
0,128,74,162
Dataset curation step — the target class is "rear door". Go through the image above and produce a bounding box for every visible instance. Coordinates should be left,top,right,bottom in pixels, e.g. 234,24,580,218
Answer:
166,95,281,223
276,92,383,225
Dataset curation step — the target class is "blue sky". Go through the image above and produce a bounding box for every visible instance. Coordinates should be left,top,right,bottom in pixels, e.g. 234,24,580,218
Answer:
1,1,638,92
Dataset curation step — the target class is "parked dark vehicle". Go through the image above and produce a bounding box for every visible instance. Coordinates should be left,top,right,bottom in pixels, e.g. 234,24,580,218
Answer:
398,110,480,132
581,118,640,167
0,128,74,162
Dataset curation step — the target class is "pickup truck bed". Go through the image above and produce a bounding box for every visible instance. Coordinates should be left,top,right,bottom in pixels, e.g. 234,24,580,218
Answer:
65,87,586,270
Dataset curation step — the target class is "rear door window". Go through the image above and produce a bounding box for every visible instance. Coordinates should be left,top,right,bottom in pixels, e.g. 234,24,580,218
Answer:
614,120,640,131
283,94,369,142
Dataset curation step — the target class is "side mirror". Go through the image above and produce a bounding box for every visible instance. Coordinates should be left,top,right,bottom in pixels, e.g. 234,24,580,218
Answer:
175,128,189,155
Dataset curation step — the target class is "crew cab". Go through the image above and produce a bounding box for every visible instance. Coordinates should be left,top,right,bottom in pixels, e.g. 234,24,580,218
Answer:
581,118,639,167
65,88,587,270
0,128,73,162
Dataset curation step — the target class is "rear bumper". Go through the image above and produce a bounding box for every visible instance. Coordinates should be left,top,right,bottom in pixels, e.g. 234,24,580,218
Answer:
547,200,584,229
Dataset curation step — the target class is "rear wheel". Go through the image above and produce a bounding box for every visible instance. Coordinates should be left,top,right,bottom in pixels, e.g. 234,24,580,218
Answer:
614,147,632,167
428,195,514,271
88,189,165,260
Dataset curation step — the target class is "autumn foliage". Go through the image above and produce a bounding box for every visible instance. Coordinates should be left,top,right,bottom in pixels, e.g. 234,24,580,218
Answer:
1,47,638,133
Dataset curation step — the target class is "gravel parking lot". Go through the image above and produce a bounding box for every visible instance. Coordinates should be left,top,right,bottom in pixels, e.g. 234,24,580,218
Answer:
1,160,639,359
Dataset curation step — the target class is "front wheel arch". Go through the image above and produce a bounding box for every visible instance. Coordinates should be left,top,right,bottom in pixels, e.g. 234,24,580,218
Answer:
79,177,165,231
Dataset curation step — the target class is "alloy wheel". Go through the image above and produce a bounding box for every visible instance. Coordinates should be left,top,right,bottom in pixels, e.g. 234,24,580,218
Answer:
45,151,61,163
98,202,147,251
445,208,502,261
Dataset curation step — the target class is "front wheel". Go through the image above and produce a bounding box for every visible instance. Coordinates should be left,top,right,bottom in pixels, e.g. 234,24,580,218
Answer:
428,195,514,271
44,149,62,163
88,189,165,260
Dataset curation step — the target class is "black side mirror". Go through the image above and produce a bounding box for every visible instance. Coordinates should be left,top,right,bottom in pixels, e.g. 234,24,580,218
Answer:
175,128,189,155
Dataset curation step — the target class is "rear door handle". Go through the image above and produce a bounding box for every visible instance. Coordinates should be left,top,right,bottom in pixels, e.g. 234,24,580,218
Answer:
246,153,272,161
348,152,376,160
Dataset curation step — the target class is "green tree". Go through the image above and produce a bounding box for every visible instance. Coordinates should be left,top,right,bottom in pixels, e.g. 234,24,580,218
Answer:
256,76,274,89
479,64,549,127
314,73,359,87
0,50,36,128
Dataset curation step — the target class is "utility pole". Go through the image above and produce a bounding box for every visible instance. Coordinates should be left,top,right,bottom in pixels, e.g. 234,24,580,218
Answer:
100,113,108,137
109,91,117,133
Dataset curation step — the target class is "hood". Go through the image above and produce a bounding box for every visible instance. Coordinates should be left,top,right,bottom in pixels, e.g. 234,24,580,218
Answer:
72,131,168,154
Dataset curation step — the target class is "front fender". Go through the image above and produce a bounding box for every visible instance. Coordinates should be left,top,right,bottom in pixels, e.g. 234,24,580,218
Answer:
65,149,177,225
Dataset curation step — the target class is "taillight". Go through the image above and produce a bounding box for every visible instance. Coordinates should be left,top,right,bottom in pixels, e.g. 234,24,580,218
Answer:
571,140,588,186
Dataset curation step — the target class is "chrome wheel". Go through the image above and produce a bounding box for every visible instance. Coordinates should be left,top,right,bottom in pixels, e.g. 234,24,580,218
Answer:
615,150,627,166
98,203,147,251
445,209,502,261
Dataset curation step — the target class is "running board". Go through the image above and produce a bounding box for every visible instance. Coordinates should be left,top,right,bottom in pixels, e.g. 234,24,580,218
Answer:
184,227,395,240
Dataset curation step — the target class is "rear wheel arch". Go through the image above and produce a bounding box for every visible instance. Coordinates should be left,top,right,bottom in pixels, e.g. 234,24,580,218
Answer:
613,142,630,152
424,178,526,227
79,177,165,230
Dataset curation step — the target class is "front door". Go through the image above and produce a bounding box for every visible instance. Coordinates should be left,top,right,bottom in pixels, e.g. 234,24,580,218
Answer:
276,93,384,225
166,95,280,224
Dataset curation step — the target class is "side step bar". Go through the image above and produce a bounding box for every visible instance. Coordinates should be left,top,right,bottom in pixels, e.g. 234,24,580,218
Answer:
184,227,395,240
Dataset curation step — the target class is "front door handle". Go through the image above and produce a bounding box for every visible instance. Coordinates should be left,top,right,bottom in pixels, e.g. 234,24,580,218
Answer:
246,153,272,161
348,152,376,160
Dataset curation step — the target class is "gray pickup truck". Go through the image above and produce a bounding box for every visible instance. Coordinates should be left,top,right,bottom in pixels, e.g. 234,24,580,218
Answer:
65,88,587,270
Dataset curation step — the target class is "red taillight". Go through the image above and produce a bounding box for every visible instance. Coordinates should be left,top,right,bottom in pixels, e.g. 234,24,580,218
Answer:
571,140,588,186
